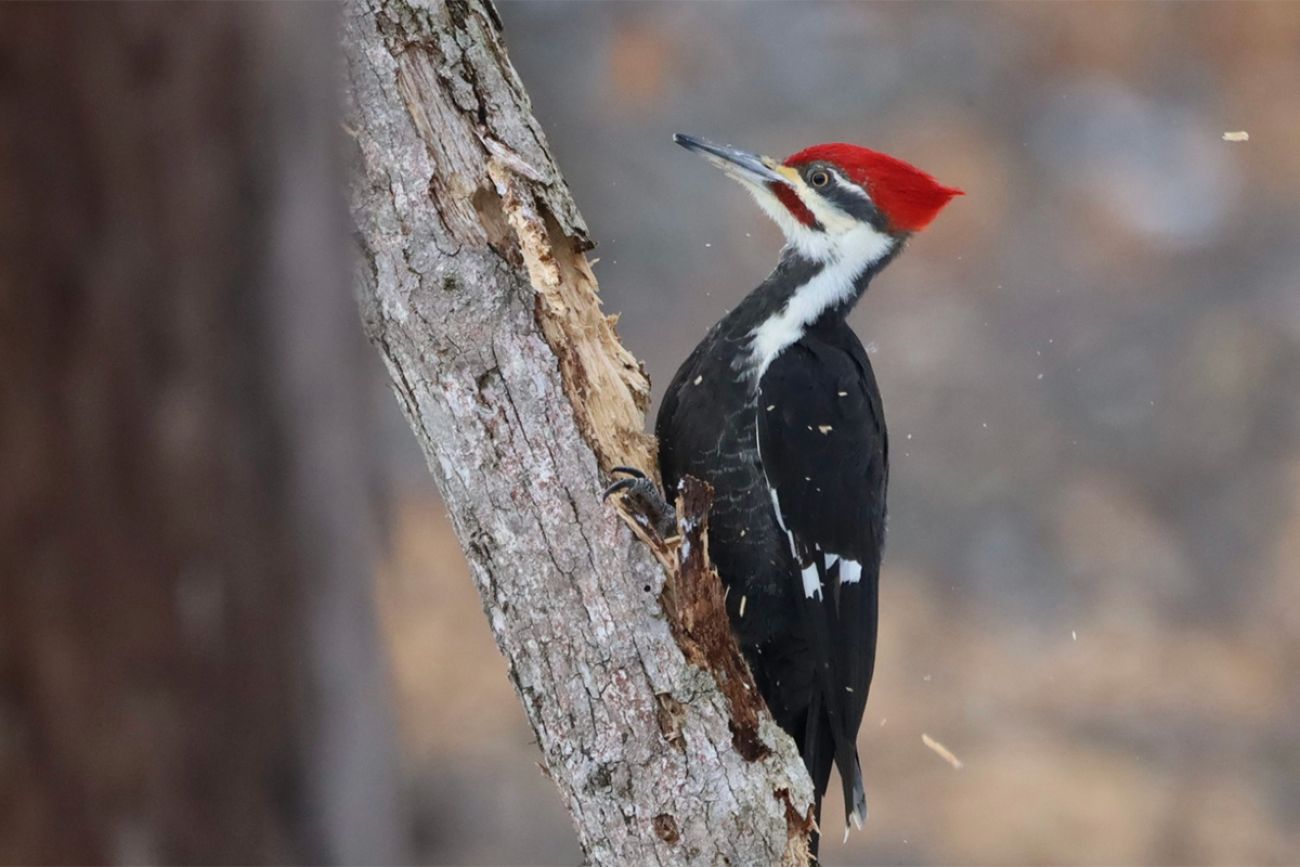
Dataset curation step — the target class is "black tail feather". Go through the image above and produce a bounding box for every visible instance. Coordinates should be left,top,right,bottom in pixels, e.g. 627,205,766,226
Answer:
840,749,866,834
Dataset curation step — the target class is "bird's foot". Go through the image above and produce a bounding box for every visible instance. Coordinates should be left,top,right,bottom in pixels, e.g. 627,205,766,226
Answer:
602,466,677,539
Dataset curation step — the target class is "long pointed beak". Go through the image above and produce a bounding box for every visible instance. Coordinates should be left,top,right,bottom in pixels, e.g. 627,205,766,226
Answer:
674,133,787,186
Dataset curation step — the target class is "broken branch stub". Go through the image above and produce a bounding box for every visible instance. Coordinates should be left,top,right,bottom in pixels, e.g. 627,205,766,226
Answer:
663,477,770,761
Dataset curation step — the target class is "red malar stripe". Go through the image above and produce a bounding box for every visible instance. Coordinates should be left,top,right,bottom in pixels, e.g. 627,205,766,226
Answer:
769,182,819,229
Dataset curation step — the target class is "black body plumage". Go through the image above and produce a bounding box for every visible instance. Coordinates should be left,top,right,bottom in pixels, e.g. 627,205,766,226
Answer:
656,247,893,849
648,132,959,855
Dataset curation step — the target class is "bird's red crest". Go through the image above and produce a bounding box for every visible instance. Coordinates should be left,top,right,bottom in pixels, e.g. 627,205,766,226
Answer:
785,143,963,233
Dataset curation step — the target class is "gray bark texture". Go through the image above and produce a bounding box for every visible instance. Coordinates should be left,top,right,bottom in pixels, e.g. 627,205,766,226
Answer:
342,1,816,864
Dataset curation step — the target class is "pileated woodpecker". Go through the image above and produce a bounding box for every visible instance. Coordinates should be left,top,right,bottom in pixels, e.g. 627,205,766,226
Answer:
610,134,960,852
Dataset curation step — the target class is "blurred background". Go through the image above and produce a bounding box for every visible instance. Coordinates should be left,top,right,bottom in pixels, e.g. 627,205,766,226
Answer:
3,3,1299,865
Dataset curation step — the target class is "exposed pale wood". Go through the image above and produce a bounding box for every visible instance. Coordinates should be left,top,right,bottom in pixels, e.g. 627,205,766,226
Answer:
342,1,814,863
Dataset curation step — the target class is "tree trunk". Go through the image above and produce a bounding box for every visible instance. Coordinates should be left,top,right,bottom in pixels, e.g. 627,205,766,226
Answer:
0,7,405,863
342,2,814,864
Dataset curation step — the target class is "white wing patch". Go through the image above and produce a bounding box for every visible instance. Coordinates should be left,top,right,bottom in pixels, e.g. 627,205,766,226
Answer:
802,552,850,601
758,413,858,604
840,558,863,585
801,563,822,600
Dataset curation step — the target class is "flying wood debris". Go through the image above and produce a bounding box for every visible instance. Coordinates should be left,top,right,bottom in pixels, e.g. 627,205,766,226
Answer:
921,733,963,769
1222,131,1250,142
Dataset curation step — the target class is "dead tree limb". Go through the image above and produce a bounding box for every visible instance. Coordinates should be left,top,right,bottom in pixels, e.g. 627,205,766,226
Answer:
342,1,814,863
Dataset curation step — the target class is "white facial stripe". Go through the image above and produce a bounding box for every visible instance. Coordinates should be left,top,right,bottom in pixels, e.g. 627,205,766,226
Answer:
735,168,876,260
831,171,871,201
749,222,893,378
800,185,859,235
733,165,847,259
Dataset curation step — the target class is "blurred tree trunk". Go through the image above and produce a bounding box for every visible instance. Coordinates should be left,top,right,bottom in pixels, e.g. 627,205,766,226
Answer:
344,2,814,864
0,6,406,864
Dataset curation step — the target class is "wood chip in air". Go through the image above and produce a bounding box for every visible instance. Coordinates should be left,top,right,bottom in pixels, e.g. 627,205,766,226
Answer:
921,733,963,769
1222,130,1249,142
818,425,833,434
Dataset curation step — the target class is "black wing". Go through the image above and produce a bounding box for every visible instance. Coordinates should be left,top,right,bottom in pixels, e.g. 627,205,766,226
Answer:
756,329,886,827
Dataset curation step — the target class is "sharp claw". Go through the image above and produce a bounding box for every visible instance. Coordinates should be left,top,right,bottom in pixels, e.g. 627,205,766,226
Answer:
602,470,676,539
602,478,640,501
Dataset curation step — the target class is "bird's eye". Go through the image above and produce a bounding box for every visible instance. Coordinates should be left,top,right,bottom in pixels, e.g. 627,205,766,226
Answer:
809,169,831,188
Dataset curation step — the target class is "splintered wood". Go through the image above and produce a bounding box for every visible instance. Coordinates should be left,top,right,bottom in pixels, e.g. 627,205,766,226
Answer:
346,0,816,861
485,161,655,475
664,477,772,763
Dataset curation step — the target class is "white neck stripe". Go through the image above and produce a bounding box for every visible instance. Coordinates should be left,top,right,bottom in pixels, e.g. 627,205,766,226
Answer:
748,223,892,378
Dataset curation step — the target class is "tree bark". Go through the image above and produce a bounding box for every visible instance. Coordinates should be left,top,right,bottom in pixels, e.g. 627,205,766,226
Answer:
343,2,814,864
0,7,405,863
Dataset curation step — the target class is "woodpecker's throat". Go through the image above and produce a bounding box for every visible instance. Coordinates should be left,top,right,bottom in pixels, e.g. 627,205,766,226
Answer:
746,226,899,380
669,135,911,383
